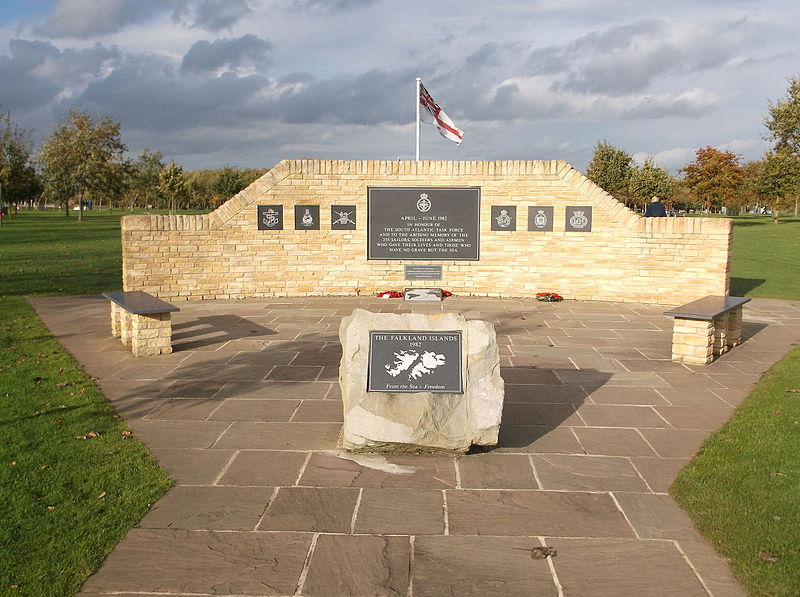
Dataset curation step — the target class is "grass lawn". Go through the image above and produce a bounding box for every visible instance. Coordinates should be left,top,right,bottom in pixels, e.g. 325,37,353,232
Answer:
671,347,800,597
0,295,172,596
0,209,181,596
727,215,800,300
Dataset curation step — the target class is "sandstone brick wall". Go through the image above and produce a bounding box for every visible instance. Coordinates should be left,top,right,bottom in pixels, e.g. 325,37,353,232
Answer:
121,159,732,305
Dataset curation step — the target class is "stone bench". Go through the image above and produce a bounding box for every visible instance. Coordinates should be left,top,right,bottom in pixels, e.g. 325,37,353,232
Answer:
102,291,180,357
664,295,751,365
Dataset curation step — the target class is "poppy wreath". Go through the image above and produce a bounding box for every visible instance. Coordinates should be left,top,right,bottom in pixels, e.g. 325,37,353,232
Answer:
536,292,563,302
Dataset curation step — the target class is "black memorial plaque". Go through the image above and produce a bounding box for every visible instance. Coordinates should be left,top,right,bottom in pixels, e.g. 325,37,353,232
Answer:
368,331,463,393
257,205,283,230
405,265,442,281
528,206,554,231
491,205,517,231
295,205,320,230
565,206,592,232
368,187,480,260
331,205,357,230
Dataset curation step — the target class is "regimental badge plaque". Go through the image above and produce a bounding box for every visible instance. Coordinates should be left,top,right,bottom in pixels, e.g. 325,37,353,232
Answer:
331,205,357,230
565,206,592,232
368,331,463,393
257,205,283,230
295,205,320,230
491,206,517,231
528,206,554,231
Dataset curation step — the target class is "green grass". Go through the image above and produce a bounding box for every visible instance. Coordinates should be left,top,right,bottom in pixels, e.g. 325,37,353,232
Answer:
0,208,204,296
0,296,173,596
671,347,800,597
0,209,185,596
727,215,800,300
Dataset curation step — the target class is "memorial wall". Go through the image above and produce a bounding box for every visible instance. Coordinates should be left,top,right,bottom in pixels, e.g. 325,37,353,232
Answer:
121,159,732,305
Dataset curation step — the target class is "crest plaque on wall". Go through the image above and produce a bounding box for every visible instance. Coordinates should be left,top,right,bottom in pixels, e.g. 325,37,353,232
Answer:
565,206,593,232
257,205,283,230
294,205,320,230
331,205,357,230
491,206,517,231
528,206,554,231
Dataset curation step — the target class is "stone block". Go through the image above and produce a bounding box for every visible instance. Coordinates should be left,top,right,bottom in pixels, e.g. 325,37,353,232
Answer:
110,302,121,338
338,309,504,453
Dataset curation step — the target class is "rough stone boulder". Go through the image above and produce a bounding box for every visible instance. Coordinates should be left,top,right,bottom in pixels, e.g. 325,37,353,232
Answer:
338,309,504,453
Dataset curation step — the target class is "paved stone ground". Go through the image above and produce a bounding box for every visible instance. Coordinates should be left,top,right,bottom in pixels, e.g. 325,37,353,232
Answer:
29,294,800,597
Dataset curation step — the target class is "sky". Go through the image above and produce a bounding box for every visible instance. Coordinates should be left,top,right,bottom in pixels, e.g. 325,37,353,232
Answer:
0,0,798,173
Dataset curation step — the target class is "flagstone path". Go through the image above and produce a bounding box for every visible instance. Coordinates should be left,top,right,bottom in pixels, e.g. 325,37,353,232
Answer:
29,294,800,597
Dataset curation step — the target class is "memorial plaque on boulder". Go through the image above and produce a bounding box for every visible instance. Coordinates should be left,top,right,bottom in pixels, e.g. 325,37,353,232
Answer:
528,206,554,231
565,206,592,232
257,205,283,230
338,309,504,453
368,187,480,260
294,205,320,230
368,331,461,393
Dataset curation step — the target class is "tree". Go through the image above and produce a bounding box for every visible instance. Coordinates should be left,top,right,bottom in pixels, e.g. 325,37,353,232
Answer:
753,150,800,223
764,76,800,215
680,146,745,213
124,149,164,212
39,108,126,220
765,76,800,155
212,166,247,201
0,109,39,215
586,141,634,205
158,161,188,215
627,158,674,210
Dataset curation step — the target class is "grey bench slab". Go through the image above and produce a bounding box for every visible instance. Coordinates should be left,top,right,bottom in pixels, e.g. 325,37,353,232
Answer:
663,295,750,321
102,291,180,315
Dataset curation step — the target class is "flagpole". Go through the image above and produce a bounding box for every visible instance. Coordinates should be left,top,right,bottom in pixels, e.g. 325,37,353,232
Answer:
415,77,421,162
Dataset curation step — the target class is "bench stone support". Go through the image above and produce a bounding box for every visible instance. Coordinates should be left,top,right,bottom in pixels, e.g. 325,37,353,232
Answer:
110,302,122,338
119,309,133,347
726,306,743,348
671,318,715,365
130,312,173,356
713,312,729,357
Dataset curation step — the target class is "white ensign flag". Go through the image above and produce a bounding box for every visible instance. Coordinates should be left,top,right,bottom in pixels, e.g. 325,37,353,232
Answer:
419,82,464,145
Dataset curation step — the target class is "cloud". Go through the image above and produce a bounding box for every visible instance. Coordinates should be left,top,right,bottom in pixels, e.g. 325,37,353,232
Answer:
176,0,255,31
290,0,379,13
181,34,273,74
32,0,253,39
0,39,120,112
74,53,270,132
34,0,175,39
273,68,415,125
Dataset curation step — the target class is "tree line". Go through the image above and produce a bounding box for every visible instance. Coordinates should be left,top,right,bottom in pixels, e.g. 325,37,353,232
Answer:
586,76,800,222
0,107,266,220
2,77,799,221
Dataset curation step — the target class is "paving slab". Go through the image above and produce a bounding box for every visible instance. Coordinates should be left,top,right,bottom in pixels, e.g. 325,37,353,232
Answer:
28,294,800,596
413,536,558,596
302,534,410,597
